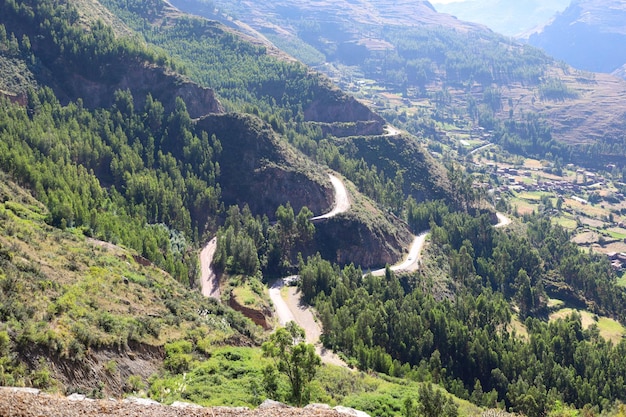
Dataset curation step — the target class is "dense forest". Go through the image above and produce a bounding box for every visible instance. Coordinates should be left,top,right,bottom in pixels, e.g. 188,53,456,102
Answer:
300,212,626,416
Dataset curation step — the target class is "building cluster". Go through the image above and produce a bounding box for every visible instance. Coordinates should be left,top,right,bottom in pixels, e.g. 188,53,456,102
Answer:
607,252,626,271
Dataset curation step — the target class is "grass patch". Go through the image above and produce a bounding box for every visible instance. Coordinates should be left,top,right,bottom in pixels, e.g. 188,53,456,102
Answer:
549,308,625,343
510,197,537,215
596,317,625,344
509,314,528,340
149,345,480,416
552,216,578,229
547,298,565,309
230,276,268,308
517,191,552,201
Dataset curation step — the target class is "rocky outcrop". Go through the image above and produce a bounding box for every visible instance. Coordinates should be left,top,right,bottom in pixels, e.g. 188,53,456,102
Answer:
195,113,333,218
313,213,413,269
19,342,164,399
0,388,352,417
303,85,384,127
311,120,384,138
60,63,223,118
228,295,271,330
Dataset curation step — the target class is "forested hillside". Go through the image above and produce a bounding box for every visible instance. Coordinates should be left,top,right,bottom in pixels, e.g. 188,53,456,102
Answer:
301,212,626,416
5,0,626,416
196,0,626,168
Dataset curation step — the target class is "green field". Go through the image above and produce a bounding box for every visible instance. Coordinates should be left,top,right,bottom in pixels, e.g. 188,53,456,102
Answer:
549,308,625,344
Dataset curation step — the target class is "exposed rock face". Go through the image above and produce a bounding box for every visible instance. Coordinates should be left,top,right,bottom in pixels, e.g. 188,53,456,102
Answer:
312,120,384,138
195,113,333,218
313,214,413,269
303,87,383,125
228,295,271,330
19,342,164,399
60,63,224,118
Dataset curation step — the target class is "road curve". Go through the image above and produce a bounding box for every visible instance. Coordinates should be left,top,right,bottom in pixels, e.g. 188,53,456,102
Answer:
269,277,297,326
495,212,511,228
469,143,494,155
369,231,429,277
310,174,351,221
269,277,347,367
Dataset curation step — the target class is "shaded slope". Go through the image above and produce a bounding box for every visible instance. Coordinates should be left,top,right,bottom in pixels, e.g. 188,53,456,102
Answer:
526,0,626,76
0,0,222,118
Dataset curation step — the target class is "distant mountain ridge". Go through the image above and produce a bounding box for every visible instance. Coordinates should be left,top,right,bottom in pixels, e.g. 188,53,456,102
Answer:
434,0,570,37
435,0,569,36
526,0,626,77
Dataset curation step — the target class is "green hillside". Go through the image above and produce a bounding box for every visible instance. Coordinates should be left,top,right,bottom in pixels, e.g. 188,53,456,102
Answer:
5,0,626,416
0,172,258,396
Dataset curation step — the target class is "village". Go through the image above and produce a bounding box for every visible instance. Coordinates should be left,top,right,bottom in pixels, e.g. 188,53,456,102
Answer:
468,144,626,275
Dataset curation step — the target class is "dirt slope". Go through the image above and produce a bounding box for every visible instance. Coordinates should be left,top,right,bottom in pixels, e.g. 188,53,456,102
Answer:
0,388,344,417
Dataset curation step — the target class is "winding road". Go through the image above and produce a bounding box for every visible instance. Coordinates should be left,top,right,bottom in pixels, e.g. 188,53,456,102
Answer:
369,231,429,277
200,169,512,367
310,174,351,220
495,212,511,228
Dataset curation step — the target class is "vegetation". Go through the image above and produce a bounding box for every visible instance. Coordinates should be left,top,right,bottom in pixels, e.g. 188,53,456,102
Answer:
300,210,626,416
262,322,321,406
0,173,257,392
4,0,626,415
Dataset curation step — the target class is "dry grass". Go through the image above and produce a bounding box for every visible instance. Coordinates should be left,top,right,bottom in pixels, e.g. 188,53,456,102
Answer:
509,315,528,340
549,308,625,343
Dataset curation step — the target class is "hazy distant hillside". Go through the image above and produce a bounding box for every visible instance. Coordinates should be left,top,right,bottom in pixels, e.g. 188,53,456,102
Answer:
434,0,569,36
526,0,626,76
186,0,626,166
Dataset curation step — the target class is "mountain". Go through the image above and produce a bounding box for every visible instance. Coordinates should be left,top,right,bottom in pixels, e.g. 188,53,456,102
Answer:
188,0,626,166
169,0,486,68
433,0,570,37
526,0,626,77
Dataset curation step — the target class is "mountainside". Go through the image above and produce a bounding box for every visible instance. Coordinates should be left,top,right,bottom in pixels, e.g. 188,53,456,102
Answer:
6,0,626,415
526,0,626,77
434,0,569,37
0,0,438,270
195,0,626,166
0,172,257,396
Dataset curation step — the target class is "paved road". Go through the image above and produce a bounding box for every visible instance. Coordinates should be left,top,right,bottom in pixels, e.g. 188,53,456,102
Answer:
310,174,351,221
369,231,429,276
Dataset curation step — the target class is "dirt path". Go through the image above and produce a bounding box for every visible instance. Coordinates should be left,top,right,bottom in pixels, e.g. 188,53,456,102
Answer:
383,125,402,136
269,277,297,326
269,277,347,367
495,212,511,228
311,174,351,221
199,237,220,299
469,142,493,155
369,231,429,276
270,172,353,367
